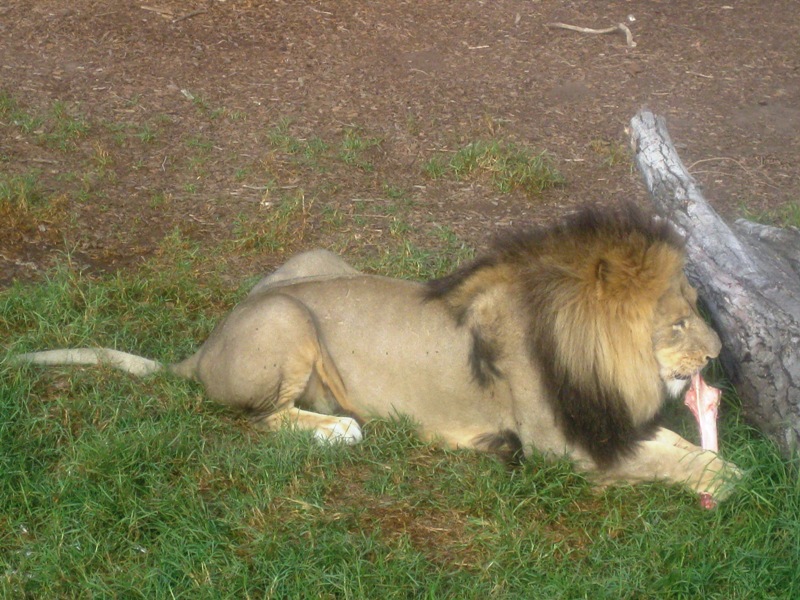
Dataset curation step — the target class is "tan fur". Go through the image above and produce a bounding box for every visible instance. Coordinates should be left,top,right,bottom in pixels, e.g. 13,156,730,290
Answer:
16,211,741,502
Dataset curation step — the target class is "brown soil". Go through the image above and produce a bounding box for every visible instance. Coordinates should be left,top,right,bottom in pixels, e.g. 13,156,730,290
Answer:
2,0,799,287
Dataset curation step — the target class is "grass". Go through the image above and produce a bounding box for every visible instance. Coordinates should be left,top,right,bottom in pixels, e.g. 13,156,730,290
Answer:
589,138,630,168
2,235,799,598
266,119,377,171
231,189,313,253
425,140,564,194
0,91,44,135
0,87,561,271
1,95,89,151
135,123,158,143
46,101,90,150
0,171,46,210
741,201,800,228
338,127,381,171
227,184,474,278
0,89,251,222
1,87,797,597
361,223,475,279
0,169,68,236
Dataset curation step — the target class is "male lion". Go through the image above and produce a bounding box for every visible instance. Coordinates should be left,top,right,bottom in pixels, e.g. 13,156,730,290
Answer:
15,205,739,502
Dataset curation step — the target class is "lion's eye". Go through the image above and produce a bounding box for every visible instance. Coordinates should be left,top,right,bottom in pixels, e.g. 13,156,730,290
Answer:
673,318,688,331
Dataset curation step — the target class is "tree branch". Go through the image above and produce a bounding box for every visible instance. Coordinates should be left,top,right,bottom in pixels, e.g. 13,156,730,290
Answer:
630,109,800,458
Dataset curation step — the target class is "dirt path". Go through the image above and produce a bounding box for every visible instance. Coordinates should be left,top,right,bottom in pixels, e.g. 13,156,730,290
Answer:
2,0,798,286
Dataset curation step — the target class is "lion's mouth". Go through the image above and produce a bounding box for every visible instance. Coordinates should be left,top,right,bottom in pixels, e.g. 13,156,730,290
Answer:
664,376,691,398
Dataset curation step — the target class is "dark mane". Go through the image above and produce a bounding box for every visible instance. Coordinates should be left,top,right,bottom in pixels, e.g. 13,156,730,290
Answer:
427,204,683,301
426,203,685,467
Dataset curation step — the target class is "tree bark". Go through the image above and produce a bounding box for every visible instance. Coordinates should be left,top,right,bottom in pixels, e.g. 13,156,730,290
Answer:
629,109,800,458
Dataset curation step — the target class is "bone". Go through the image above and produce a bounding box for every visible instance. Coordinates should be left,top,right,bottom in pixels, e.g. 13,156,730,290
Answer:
684,372,722,509
684,372,721,452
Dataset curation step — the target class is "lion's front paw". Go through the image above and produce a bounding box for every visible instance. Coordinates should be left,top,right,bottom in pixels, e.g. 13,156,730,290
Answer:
313,416,363,445
697,455,742,505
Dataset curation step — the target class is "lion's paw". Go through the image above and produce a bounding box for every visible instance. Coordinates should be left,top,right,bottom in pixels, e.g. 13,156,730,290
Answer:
693,455,743,507
313,417,363,445
704,460,743,501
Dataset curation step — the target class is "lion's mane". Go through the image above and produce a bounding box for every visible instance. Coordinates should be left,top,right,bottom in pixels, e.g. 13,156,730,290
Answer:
427,205,687,466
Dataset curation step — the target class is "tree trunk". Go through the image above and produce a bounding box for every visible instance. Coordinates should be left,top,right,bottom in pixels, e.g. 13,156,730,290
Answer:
629,109,800,458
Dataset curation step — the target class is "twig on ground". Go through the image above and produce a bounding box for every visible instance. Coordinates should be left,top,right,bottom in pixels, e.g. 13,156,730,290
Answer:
141,6,174,19
546,22,636,48
687,156,780,189
686,70,714,79
173,8,208,24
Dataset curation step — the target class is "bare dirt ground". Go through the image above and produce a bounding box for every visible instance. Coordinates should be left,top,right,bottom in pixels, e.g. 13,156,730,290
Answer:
1,0,799,287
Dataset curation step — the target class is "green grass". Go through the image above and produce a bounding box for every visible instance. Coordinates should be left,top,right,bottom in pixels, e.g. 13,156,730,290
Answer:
46,101,90,150
231,189,312,253
425,141,564,194
136,123,158,144
0,171,46,210
227,182,472,278
0,91,44,134
1,87,797,597
589,138,630,167
267,117,307,155
1,95,89,150
1,86,560,231
338,127,381,171
360,223,475,279
741,201,800,228
266,119,377,170
1,241,799,598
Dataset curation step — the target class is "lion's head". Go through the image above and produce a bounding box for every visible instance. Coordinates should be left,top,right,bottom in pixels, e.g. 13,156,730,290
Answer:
428,204,722,467
652,273,722,398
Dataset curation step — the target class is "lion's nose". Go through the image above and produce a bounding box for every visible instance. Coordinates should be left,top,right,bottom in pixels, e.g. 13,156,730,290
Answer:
689,330,722,367
709,335,722,361
704,340,722,363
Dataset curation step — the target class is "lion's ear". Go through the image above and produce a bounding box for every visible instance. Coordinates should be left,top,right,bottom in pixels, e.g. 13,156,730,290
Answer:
595,258,609,283
593,256,629,298
593,244,681,304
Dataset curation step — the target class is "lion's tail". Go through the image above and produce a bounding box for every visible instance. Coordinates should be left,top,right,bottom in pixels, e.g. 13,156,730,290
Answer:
12,348,164,377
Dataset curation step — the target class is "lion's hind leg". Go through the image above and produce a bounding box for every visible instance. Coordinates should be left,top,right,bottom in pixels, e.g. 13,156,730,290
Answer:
239,296,362,444
255,406,363,444
249,344,364,444
198,292,363,444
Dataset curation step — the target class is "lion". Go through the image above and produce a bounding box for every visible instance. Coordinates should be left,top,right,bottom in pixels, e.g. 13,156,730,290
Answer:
14,205,739,502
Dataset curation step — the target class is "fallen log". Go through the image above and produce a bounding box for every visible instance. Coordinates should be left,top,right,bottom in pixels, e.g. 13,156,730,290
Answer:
629,109,800,458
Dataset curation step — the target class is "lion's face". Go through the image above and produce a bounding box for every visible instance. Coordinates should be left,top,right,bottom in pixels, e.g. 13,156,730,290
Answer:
652,274,722,398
